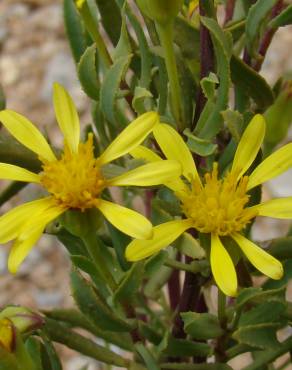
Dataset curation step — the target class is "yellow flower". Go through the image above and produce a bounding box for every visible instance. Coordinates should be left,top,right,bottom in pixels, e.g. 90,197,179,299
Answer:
0,83,181,273
126,114,292,296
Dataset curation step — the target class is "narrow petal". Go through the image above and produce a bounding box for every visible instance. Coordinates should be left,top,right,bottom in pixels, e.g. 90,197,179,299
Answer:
211,234,237,297
99,112,159,165
0,197,55,243
130,145,188,194
97,199,153,239
8,227,44,274
8,204,66,273
53,82,80,153
18,204,66,241
0,163,40,183
130,145,162,163
232,233,283,280
108,160,182,187
251,197,292,219
153,123,200,183
231,114,266,179
125,219,192,261
0,110,56,161
247,143,292,190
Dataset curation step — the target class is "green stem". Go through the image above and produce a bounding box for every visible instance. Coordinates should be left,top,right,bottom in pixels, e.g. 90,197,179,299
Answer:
164,258,207,274
80,4,112,68
44,318,129,368
242,336,292,370
82,232,117,292
156,21,184,131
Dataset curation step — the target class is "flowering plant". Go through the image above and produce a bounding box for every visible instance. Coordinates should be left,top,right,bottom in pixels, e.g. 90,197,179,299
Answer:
0,0,292,369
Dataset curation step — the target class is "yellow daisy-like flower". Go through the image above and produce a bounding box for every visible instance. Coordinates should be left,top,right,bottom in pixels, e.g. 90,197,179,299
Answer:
0,83,182,273
126,114,292,296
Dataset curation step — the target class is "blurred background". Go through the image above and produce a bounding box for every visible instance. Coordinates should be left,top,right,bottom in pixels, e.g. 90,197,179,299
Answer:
0,0,292,368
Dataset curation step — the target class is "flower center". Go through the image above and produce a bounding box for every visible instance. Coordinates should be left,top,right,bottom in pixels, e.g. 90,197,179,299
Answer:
180,164,258,235
40,134,105,210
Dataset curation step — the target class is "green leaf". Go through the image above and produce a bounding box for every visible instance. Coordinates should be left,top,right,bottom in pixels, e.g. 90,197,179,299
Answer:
246,0,278,55
133,87,153,114
135,343,160,370
112,16,131,61
200,72,219,101
182,312,223,340
25,338,43,370
175,233,205,260
144,251,169,277
177,53,197,126
263,259,292,290
194,17,231,139
264,81,292,153
71,255,110,298
138,322,162,345
63,0,87,63
163,337,212,357
56,228,88,257
78,44,99,100
230,55,274,109
71,270,133,332
174,16,200,60
238,301,287,327
268,236,292,260
100,55,132,125
160,364,232,370
269,4,292,28
184,129,217,156
126,4,152,88
236,286,286,309
44,309,133,351
221,109,244,142
106,222,131,271
40,335,63,370
44,318,128,367
114,261,144,303
232,323,281,349
95,0,122,45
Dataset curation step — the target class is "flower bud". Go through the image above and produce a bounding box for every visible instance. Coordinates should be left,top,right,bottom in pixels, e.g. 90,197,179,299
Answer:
0,306,44,335
136,0,183,25
0,318,15,352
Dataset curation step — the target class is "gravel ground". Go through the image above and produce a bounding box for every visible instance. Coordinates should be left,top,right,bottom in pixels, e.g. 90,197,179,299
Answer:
0,1,292,369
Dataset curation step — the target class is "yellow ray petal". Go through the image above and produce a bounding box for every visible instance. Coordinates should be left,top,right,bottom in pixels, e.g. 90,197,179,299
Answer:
0,197,54,244
108,160,182,187
99,112,159,165
153,123,200,183
8,204,66,274
125,219,192,261
251,197,292,219
211,234,237,297
0,110,56,162
232,233,283,280
247,143,292,190
130,145,188,194
130,145,162,162
231,114,265,179
97,199,153,239
8,227,44,274
18,204,66,241
0,163,40,183
53,82,80,153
